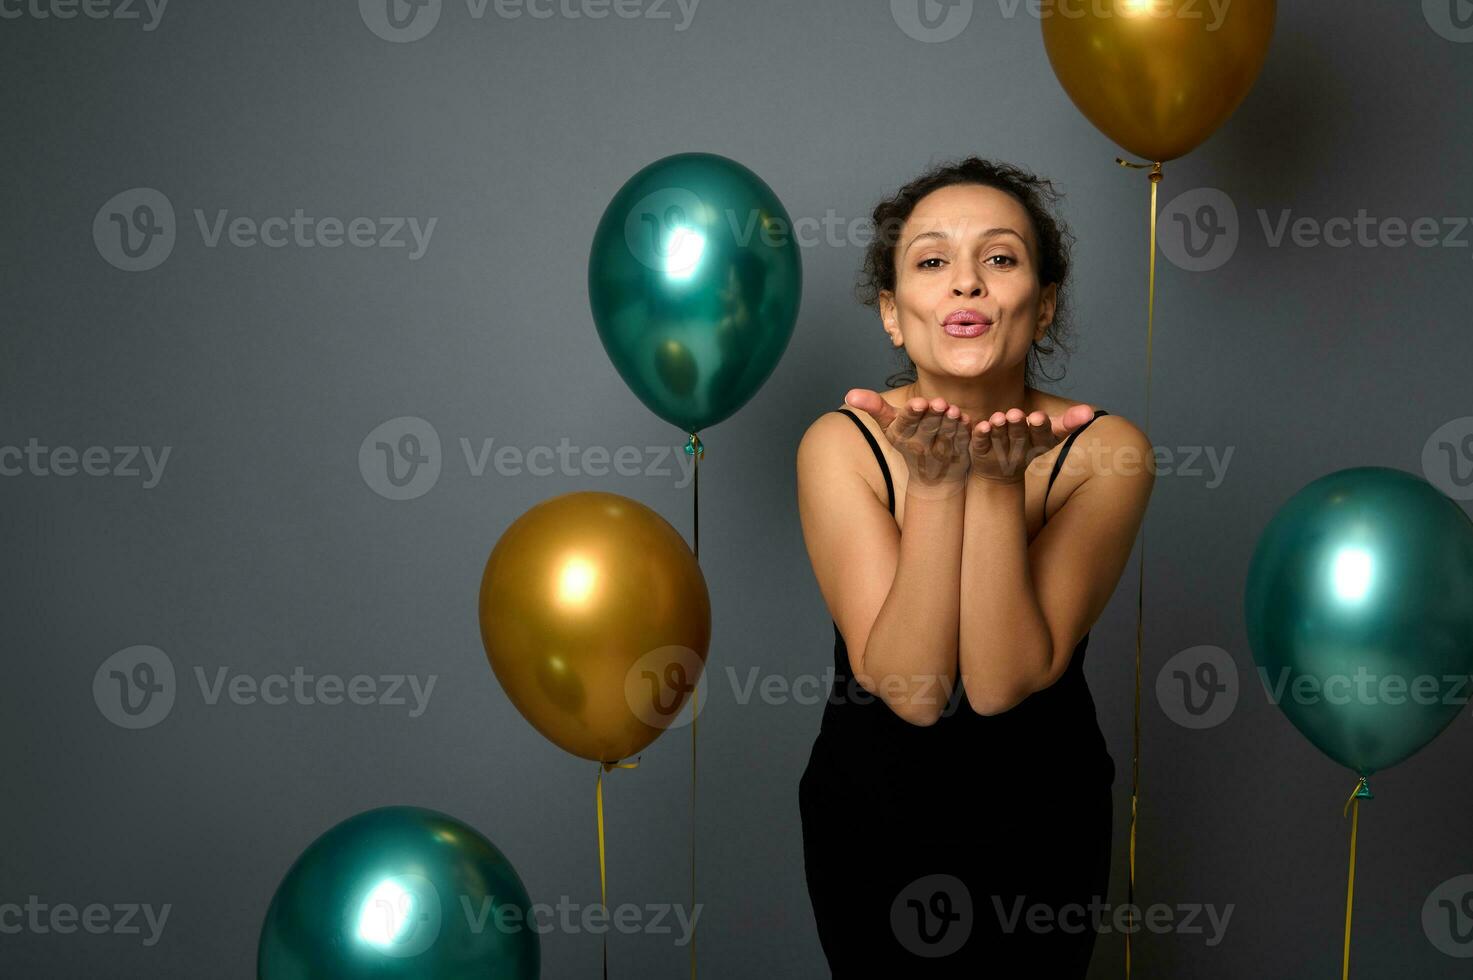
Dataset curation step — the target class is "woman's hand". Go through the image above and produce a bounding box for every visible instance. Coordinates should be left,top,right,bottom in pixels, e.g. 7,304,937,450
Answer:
968,404,1098,485
845,389,972,497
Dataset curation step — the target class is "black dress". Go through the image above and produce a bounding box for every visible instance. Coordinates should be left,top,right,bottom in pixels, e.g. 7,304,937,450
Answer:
798,407,1116,978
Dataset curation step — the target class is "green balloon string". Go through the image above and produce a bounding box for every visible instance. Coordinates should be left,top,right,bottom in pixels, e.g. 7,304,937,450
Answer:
685,433,702,561
685,429,702,979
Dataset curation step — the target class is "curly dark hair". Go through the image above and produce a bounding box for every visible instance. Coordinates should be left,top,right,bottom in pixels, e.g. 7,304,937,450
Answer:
855,157,1077,389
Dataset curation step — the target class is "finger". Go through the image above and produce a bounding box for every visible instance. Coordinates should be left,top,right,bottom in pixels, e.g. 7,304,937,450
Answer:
934,404,961,452
971,418,994,460
1050,403,1097,440
844,388,893,429
951,413,973,456
992,410,1020,477
893,397,928,440
1025,410,1052,463
1002,408,1029,477
914,397,948,443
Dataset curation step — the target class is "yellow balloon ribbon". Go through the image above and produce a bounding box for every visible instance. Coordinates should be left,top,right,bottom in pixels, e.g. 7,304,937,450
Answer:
689,667,700,980
592,432,705,980
1341,776,1373,980
1116,155,1162,979
596,757,641,980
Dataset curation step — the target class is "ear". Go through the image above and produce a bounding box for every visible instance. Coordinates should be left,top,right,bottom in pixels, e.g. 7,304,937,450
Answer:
879,290,904,348
1035,281,1058,341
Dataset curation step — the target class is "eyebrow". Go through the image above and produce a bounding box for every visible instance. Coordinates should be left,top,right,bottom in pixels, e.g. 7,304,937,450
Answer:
903,227,1025,254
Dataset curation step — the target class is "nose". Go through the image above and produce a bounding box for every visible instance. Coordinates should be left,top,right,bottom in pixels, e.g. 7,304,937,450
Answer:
951,265,985,297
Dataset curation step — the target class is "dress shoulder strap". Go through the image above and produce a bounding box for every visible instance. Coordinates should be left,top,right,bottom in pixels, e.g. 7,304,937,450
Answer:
836,408,894,516
1043,409,1108,519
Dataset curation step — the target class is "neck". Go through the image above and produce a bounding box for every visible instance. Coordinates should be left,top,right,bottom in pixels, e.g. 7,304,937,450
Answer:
903,370,1034,424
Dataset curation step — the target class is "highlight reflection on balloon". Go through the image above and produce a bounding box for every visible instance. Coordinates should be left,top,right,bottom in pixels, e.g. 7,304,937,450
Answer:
1041,0,1277,161
588,152,801,433
1245,467,1473,777
478,491,711,763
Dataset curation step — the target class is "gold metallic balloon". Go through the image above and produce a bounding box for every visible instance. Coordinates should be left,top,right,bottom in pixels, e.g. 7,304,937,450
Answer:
1041,0,1276,162
478,491,711,764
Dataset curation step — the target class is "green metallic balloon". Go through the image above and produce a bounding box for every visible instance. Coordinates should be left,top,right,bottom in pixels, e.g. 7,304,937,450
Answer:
1245,466,1473,778
258,806,539,979
588,152,802,433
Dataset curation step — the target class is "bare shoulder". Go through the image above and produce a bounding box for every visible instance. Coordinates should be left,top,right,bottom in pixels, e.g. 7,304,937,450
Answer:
796,406,861,465
795,406,888,505
1087,412,1153,465
1065,410,1157,492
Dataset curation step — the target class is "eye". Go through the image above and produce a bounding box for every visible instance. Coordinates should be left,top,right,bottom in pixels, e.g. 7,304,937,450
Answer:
986,254,1018,267
917,257,944,270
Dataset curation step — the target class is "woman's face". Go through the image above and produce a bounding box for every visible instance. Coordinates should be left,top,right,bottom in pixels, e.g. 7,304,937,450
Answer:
879,183,1055,382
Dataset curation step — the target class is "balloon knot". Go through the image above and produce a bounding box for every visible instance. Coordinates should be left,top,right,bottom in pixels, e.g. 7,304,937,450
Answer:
1115,157,1164,182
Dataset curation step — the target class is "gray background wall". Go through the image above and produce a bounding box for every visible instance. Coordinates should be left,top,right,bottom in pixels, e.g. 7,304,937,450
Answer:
4,1,1473,976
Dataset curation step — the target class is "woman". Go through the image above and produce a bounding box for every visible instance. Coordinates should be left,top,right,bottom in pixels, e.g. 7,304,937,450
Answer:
795,157,1155,977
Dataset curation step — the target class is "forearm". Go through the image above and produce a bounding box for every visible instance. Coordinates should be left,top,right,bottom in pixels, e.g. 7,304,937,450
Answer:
958,477,1051,714
861,484,965,726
